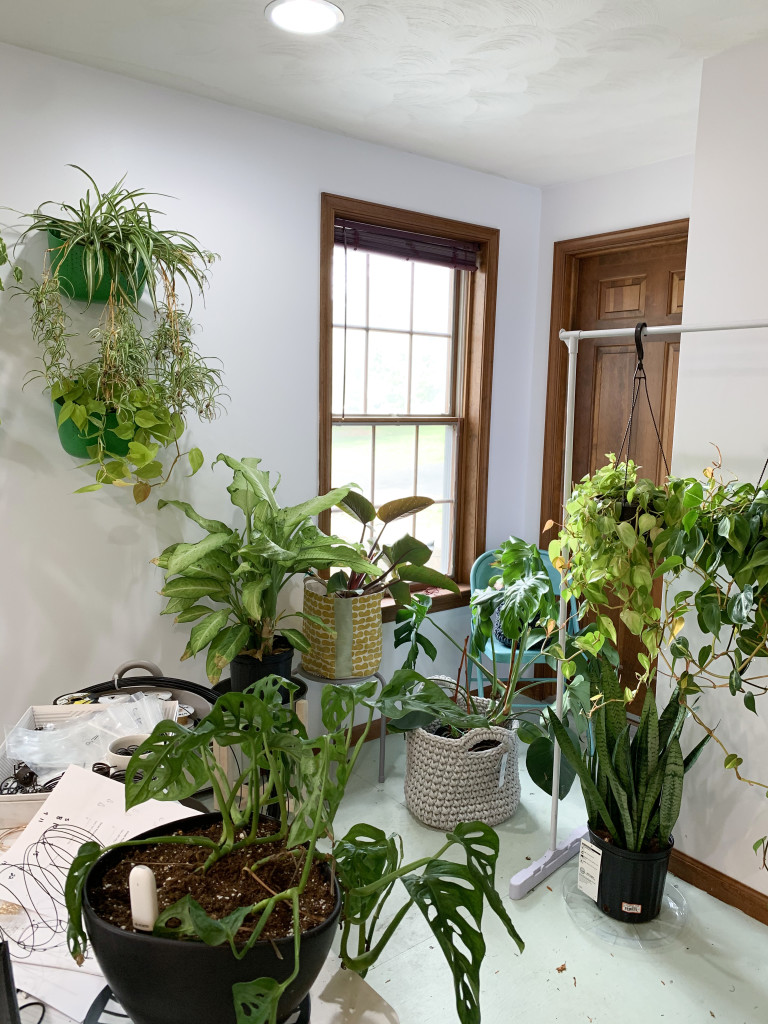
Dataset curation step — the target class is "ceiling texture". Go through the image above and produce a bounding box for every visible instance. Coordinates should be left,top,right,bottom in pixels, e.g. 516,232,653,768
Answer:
2,0,768,186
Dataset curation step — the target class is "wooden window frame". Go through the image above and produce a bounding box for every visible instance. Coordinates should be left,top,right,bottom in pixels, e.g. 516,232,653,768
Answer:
319,193,500,620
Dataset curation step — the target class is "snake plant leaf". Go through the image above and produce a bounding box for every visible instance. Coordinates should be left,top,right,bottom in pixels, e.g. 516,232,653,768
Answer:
683,731,711,772
611,725,635,818
377,496,434,523
598,656,626,751
659,737,685,846
402,860,486,1024
446,822,524,953
594,703,634,848
233,977,285,1024
546,707,620,843
658,685,683,750
337,490,376,525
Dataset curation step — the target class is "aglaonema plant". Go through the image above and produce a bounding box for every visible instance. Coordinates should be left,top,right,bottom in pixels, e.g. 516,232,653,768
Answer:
65,677,523,1024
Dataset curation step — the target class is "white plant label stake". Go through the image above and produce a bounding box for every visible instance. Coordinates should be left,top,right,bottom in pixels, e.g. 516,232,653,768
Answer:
577,838,602,902
129,864,159,932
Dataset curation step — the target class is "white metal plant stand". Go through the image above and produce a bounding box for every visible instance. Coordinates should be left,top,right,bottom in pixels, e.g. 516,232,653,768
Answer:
508,317,768,900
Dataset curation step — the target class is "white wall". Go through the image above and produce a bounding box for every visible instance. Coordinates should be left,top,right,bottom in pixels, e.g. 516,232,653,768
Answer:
668,36,768,893
0,43,541,727
523,156,696,538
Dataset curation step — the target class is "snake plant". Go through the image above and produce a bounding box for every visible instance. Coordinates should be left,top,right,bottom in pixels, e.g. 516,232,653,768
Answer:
548,659,710,851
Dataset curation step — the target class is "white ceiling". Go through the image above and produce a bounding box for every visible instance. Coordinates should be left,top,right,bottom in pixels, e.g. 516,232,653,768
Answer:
2,0,768,186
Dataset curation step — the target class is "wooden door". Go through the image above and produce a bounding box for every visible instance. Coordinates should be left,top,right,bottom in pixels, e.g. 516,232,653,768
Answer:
539,221,688,702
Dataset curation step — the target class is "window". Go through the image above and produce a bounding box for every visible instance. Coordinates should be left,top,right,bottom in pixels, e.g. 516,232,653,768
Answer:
319,194,499,612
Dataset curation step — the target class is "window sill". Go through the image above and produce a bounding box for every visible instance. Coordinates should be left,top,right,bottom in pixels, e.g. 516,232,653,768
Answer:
381,583,471,623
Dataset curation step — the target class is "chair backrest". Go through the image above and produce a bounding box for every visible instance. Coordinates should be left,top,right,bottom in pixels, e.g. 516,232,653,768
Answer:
470,547,562,596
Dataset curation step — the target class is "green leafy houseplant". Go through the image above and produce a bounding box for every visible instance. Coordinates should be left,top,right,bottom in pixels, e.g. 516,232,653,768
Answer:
155,454,380,684
65,677,523,1024
308,491,460,603
14,167,224,501
551,454,768,794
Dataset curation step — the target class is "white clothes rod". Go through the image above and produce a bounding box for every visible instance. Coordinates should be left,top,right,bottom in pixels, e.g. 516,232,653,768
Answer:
509,314,768,902
560,318,768,343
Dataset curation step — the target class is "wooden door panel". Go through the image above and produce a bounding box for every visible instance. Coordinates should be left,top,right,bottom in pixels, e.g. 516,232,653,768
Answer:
539,226,687,704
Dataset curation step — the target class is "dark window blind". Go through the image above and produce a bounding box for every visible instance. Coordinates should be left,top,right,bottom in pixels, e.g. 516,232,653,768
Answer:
334,218,480,271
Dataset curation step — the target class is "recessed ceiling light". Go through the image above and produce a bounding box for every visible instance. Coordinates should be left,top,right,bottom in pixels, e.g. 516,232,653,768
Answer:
264,0,344,35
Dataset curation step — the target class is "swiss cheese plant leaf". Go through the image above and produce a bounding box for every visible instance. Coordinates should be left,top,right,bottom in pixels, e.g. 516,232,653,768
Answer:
154,895,254,955
124,721,210,808
402,860,486,1024
377,496,434,523
446,822,524,953
65,841,103,963
335,823,402,922
233,977,285,1024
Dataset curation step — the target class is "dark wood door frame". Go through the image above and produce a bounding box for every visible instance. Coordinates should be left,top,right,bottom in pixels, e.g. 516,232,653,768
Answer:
539,219,689,543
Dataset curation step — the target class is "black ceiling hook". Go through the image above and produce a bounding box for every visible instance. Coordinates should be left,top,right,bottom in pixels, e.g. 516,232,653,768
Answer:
634,322,646,366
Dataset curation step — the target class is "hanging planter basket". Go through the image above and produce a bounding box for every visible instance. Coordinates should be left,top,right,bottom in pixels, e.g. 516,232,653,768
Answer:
48,230,147,303
53,396,132,458
404,690,520,830
587,827,673,923
301,581,382,679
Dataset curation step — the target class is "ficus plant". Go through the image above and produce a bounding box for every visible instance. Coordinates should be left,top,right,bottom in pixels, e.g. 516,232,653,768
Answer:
10,167,224,501
154,454,381,682
65,676,523,1024
308,491,459,604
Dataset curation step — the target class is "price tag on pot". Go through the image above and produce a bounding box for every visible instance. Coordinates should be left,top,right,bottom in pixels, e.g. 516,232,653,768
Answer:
577,838,602,902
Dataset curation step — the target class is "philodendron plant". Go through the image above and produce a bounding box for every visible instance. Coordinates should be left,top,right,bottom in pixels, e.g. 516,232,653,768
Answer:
155,454,380,682
65,677,523,1024
308,491,459,604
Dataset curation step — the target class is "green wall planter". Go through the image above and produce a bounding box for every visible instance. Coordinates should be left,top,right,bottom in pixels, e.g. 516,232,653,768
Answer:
48,231,147,303
53,397,131,459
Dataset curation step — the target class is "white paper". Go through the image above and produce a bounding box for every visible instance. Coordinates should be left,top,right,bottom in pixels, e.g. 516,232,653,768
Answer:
577,837,602,902
0,765,200,1021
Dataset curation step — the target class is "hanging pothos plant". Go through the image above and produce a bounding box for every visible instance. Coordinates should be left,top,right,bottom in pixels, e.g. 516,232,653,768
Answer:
13,167,224,502
548,451,768,797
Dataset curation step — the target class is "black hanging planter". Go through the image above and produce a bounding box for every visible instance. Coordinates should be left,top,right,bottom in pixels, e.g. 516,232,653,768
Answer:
230,639,294,693
588,827,673,923
83,812,340,1024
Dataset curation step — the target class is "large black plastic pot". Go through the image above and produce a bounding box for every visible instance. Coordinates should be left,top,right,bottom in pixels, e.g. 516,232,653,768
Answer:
588,827,673,923
83,812,340,1024
230,641,294,693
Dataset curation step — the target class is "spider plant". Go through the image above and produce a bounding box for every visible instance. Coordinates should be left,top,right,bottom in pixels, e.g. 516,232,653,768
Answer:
12,167,224,501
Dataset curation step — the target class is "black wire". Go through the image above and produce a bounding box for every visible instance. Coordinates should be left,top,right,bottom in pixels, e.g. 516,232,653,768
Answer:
17,996,45,1024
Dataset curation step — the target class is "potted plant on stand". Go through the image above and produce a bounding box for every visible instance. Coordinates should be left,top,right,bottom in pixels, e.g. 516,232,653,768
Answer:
14,166,224,501
300,491,458,679
65,676,524,1024
377,537,570,829
155,454,379,691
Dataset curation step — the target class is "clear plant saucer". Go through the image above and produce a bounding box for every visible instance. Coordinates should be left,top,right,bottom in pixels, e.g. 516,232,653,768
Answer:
561,864,689,950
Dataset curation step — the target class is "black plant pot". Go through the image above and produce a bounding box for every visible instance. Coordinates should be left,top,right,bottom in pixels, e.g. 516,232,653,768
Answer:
83,812,340,1024
588,827,673,923
230,641,294,693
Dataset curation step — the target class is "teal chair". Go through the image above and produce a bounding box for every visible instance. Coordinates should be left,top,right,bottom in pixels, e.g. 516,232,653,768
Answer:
467,548,573,698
